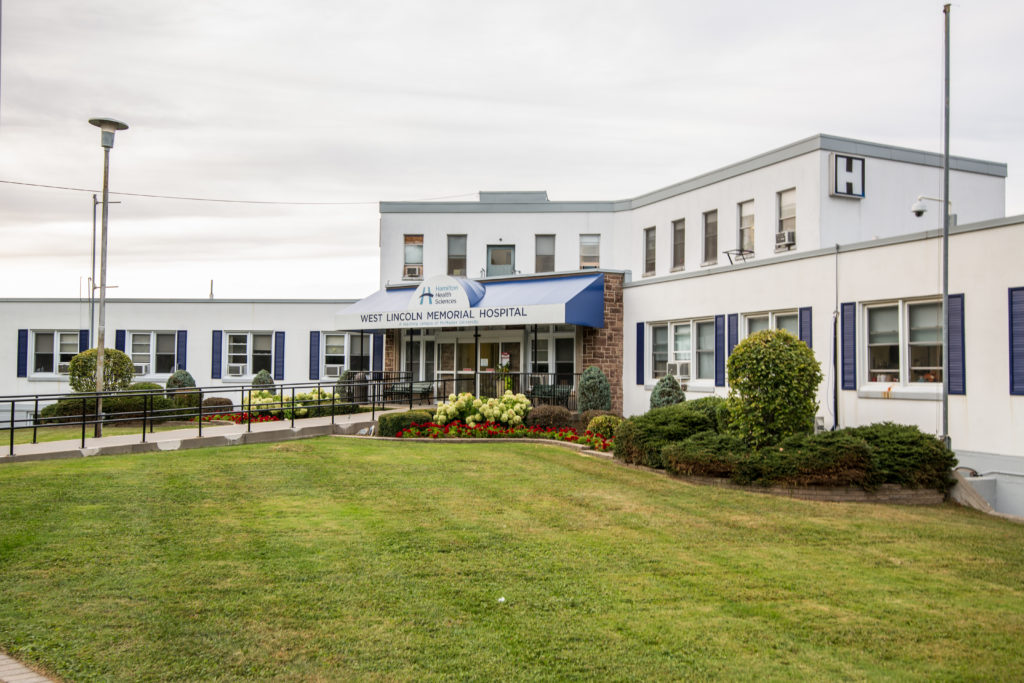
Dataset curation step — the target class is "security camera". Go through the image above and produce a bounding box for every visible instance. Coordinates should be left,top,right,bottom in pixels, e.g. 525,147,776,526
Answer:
911,200,928,217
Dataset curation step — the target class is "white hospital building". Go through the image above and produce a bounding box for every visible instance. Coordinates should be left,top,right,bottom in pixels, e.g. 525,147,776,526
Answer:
3,134,1023,472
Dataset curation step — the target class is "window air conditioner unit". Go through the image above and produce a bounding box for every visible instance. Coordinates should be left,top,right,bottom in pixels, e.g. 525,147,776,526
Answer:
324,364,343,378
666,361,690,381
775,231,796,247
133,363,150,375
57,363,71,374
403,264,423,279
227,363,247,377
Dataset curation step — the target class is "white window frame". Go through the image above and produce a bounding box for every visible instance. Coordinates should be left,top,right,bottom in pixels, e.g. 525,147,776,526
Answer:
535,234,555,273
777,188,796,250
859,299,943,398
129,331,177,376
447,234,466,276
225,331,274,378
643,226,656,276
742,310,799,339
671,218,685,271
650,323,668,378
31,330,79,375
738,200,754,255
322,332,348,378
648,320,713,388
702,210,718,266
403,234,424,280
579,234,600,270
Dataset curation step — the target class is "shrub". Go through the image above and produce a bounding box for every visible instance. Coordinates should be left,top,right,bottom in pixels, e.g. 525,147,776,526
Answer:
336,370,356,403
433,391,531,427
662,431,748,478
727,329,822,448
165,369,196,390
733,431,875,488
68,348,134,393
680,396,731,434
252,369,276,393
845,422,957,491
170,388,201,409
202,396,235,411
587,414,623,438
613,403,714,468
379,410,434,437
38,397,96,424
650,375,685,409
578,366,611,413
525,404,575,430
129,382,164,392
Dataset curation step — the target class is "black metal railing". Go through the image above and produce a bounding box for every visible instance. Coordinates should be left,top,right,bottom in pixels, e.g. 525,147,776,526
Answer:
1,371,582,456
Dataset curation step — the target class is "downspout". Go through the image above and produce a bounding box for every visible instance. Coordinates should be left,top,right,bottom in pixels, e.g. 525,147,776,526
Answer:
832,243,840,430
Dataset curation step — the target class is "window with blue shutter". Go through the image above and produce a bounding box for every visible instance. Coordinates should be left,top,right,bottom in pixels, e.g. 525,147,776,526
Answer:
211,330,223,379
727,314,738,356
1010,288,1024,395
714,315,725,387
79,329,89,352
841,302,856,390
17,329,28,378
799,307,812,348
309,331,321,380
176,331,187,370
636,322,645,385
115,329,126,352
273,331,286,380
947,294,965,395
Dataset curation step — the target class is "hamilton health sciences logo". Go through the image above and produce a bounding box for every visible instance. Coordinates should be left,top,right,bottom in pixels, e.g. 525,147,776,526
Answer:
418,288,434,305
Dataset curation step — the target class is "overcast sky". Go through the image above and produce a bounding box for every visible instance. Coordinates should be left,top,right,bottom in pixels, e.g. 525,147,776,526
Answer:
1,0,1021,300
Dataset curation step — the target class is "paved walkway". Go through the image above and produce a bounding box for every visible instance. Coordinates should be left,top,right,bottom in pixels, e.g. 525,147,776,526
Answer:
0,652,54,683
0,408,413,463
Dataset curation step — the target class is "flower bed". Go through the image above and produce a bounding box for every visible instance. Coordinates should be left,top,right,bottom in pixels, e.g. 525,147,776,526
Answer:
192,412,283,425
396,420,614,452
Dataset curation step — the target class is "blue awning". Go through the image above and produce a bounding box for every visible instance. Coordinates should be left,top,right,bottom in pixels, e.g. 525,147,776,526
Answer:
336,273,605,330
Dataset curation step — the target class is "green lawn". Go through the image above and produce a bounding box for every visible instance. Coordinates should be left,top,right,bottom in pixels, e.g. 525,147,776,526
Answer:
1,439,1022,681
5,423,196,446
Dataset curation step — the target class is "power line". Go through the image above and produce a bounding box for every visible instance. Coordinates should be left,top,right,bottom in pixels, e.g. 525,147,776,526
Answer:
0,179,477,205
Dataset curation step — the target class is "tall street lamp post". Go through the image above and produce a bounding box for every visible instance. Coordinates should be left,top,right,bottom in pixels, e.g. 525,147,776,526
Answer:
88,117,129,437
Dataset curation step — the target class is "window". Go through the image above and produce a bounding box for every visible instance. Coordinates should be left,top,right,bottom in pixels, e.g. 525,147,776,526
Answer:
866,300,942,384
33,331,78,374
129,331,176,374
447,235,466,276
738,200,754,254
650,324,668,377
226,332,273,377
486,245,515,276
535,235,555,273
777,188,796,246
323,333,346,377
643,227,656,276
702,211,718,265
695,320,716,380
349,334,370,371
580,234,600,269
746,311,798,337
403,234,423,280
672,219,685,270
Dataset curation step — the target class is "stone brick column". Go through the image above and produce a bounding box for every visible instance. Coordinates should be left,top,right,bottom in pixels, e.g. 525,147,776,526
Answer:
580,272,624,414
385,329,400,371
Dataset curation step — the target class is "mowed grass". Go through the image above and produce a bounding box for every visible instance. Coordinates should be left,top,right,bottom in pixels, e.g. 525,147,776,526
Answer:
1,439,1023,681
5,423,193,446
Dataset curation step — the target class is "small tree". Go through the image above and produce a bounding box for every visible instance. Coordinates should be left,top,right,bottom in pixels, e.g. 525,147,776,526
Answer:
650,375,685,409
252,369,276,394
727,329,822,448
166,369,196,390
68,348,134,392
578,365,611,412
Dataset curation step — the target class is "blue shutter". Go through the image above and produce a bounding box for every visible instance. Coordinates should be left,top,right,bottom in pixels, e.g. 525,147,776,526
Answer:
176,330,187,370
79,329,89,352
115,329,126,352
273,331,285,380
799,306,812,348
727,314,738,356
211,330,223,380
1010,288,1024,395
372,332,384,372
947,294,965,395
714,314,725,387
636,322,645,385
17,329,28,377
841,302,856,390
309,332,320,380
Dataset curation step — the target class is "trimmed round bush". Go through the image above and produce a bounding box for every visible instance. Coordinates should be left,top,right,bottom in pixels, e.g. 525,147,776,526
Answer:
202,396,235,411
68,348,134,393
613,403,714,468
37,397,97,424
650,375,685,409
379,410,434,437
578,366,611,413
662,431,748,478
525,404,575,430
165,370,196,390
727,329,822,448
252,369,276,393
845,422,957,492
129,382,164,392
587,414,622,438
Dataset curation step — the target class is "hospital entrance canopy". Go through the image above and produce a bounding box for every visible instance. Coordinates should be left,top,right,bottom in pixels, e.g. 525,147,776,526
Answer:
336,273,605,330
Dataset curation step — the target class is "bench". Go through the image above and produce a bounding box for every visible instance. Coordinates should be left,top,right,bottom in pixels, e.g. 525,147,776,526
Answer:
386,381,435,401
528,383,572,407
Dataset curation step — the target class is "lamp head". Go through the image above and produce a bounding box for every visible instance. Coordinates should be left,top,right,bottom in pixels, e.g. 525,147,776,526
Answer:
911,200,928,218
89,117,129,148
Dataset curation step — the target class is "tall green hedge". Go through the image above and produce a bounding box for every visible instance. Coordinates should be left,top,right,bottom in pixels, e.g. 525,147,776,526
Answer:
68,348,134,393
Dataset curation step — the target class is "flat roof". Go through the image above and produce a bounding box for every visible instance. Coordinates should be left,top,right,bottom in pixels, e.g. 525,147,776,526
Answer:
380,133,1007,214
